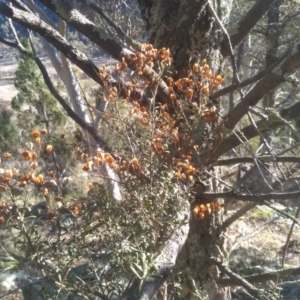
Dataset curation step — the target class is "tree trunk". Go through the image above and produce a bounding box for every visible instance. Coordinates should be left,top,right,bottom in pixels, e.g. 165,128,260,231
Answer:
138,0,221,76
176,215,230,300
138,1,229,299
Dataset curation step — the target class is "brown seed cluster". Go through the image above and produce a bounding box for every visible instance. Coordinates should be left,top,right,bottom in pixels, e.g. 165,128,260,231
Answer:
0,201,9,224
192,202,224,219
167,59,224,102
81,151,115,172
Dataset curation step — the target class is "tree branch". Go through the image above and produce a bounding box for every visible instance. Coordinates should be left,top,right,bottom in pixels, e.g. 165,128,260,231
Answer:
0,3,106,87
35,0,171,105
209,257,267,300
36,0,125,60
218,267,300,286
200,90,300,165
24,0,58,29
224,42,300,130
281,100,300,121
210,53,288,100
202,189,300,204
281,205,300,268
82,0,141,51
0,36,112,152
221,0,276,57
221,203,257,231
122,203,190,300
215,156,300,166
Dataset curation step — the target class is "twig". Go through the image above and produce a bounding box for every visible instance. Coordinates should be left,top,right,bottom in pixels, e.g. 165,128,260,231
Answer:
201,190,300,205
204,170,233,190
221,202,257,231
277,142,300,156
0,287,21,300
218,266,300,286
0,36,112,152
86,1,140,50
209,257,268,300
263,201,300,227
229,214,280,253
215,156,300,165
207,2,240,85
210,53,288,100
247,110,274,157
281,204,300,268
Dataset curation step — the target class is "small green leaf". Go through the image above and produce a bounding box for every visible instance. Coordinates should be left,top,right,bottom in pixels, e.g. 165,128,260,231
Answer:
135,279,144,297
130,265,142,279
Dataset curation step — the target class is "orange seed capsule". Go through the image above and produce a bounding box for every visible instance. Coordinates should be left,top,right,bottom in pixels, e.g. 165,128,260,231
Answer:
199,211,205,219
199,204,206,212
31,130,40,138
3,152,11,159
170,93,176,101
131,157,138,165
82,163,90,172
193,205,199,215
81,153,88,160
6,170,13,179
186,89,193,100
35,137,41,145
45,145,53,154
30,161,38,169
48,171,55,178
31,152,38,160
192,63,199,73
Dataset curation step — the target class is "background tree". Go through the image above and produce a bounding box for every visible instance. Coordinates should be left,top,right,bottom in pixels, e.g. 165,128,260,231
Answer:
12,38,66,131
1,0,300,299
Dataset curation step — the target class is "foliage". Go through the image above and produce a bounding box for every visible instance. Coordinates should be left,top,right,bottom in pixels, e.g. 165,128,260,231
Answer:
1,0,300,299
11,38,66,131
0,108,18,153
0,50,228,298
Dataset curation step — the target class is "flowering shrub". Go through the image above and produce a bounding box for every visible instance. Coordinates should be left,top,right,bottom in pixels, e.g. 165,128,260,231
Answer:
0,46,226,298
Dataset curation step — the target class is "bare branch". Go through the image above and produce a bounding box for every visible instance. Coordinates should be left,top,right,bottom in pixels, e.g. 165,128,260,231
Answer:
210,54,288,100
202,189,300,203
224,43,300,130
0,3,108,87
207,3,240,84
218,266,300,286
200,106,297,165
221,203,257,231
281,100,300,121
209,257,267,300
0,36,112,153
215,156,300,166
281,205,300,268
82,0,141,50
36,0,126,60
263,201,300,226
24,0,58,29
221,0,276,57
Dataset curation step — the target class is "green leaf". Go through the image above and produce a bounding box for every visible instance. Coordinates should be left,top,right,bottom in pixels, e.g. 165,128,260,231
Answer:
149,274,163,280
135,279,144,297
130,265,142,279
